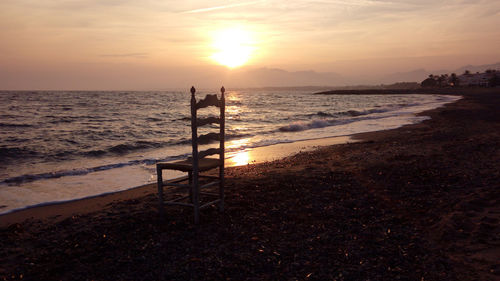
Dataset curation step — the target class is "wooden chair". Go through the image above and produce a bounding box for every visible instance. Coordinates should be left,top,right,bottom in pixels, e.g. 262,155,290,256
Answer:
156,86,225,224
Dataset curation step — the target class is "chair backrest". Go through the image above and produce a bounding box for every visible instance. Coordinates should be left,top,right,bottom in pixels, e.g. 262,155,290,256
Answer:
190,86,225,165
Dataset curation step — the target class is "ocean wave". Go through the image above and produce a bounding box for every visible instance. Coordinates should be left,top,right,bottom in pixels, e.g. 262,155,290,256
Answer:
0,147,38,159
173,117,191,122
278,107,400,133
227,100,242,106
338,108,390,117
0,154,189,185
173,133,254,146
317,111,334,117
85,141,166,156
279,119,333,132
79,132,254,157
48,118,76,124
0,122,33,128
0,128,285,163
146,117,163,122
303,108,392,119
302,111,335,118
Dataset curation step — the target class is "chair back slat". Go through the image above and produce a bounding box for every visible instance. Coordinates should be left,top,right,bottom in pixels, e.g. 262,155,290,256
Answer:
196,94,221,109
198,148,221,159
197,132,220,144
197,116,221,127
190,86,225,159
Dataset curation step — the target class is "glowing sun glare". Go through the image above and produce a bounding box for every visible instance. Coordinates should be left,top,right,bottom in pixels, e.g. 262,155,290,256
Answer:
211,27,255,68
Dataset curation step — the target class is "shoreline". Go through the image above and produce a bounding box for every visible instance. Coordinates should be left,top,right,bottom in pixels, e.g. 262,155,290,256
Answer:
0,93,458,218
1,88,498,280
314,87,491,95
0,100,453,225
0,135,355,226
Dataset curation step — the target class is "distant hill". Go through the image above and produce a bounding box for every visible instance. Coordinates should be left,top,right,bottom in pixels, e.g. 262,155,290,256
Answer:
219,62,500,88
226,68,345,88
377,62,500,85
379,69,429,84
453,62,500,75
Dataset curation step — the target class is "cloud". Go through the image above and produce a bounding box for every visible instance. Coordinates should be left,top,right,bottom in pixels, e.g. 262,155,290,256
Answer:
181,0,265,14
99,53,148,58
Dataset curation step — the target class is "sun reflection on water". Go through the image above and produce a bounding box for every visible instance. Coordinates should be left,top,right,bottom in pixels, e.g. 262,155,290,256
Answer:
228,150,251,166
225,91,242,120
223,93,255,166
226,137,253,166
226,137,250,150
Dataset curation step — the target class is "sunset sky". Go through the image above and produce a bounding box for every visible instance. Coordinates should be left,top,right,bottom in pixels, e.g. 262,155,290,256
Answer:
1,0,499,90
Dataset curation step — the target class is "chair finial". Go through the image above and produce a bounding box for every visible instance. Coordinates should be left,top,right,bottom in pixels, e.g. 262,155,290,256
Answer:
190,86,196,100
220,86,225,95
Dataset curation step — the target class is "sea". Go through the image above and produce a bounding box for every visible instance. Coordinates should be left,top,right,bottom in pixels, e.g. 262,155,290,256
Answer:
0,89,460,215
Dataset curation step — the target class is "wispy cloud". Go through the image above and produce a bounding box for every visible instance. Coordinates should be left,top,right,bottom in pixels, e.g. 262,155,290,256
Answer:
99,53,148,58
304,0,396,6
181,0,265,14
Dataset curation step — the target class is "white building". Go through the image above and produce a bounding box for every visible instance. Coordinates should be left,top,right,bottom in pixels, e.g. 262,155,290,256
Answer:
458,71,497,87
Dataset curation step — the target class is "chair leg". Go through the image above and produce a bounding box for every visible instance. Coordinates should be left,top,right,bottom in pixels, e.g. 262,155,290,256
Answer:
193,184,199,224
188,171,193,203
219,166,224,212
156,166,164,215
192,173,200,224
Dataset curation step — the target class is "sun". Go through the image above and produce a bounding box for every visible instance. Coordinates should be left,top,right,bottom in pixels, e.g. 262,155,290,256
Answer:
211,27,255,68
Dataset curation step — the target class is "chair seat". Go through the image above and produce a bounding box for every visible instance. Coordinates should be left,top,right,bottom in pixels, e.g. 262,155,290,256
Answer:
157,157,222,172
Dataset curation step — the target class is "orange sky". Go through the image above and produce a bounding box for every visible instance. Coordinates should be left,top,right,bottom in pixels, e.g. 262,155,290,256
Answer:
1,0,499,90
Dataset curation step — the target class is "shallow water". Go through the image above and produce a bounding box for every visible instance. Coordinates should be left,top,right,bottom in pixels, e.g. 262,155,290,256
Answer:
0,89,460,214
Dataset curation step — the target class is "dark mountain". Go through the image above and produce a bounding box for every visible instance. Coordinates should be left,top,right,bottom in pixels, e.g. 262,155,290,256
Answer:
226,67,346,87
379,69,430,84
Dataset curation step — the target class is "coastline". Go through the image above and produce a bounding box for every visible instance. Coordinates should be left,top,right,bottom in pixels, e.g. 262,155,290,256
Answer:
314,87,492,95
0,93,457,217
0,135,355,227
1,88,499,280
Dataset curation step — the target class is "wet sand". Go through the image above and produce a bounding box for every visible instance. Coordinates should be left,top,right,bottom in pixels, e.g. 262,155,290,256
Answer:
1,88,499,280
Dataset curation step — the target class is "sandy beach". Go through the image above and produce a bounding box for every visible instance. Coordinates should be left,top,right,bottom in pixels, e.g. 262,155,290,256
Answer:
1,88,499,280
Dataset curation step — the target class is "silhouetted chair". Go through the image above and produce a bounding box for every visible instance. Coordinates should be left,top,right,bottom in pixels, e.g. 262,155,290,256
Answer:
156,86,225,224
